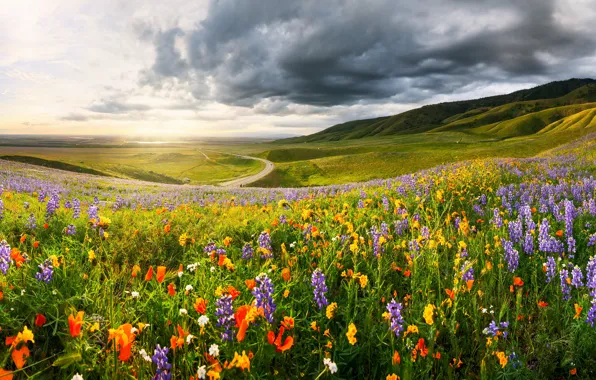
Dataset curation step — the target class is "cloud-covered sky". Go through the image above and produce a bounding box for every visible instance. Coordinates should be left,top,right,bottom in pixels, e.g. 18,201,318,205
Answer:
1,0,595,137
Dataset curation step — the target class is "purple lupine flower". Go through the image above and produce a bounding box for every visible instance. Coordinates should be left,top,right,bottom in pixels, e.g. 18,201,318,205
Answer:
522,231,534,255
0,199,3,221
586,256,596,290
588,234,596,247
215,295,234,341
65,224,76,236
88,204,99,224
23,201,29,210
571,265,584,288
258,231,273,259
151,344,172,380
508,218,523,243
253,273,276,323
538,218,551,251
587,297,596,327
64,200,72,209
394,219,408,236
35,259,54,283
483,321,499,337
37,190,46,203
72,198,81,219
480,194,487,205
473,204,483,215
0,241,11,275
386,299,404,337
564,199,575,237
357,200,364,209
483,320,509,338
203,242,216,256
241,243,253,260
421,226,430,239
26,213,37,230
491,208,503,228
461,261,474,282
545,256,557,283
509,352,521,369
382,195,390,212
45,192,60,220
370,226,383,257
279,214,287,224
560,269,571,301
503,240,519,272
381,222,389,237
567,237,576,257
454,217,461,230
311,269,328,310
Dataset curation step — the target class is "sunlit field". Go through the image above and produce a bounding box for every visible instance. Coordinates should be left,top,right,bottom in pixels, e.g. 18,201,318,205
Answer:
0,134,595,378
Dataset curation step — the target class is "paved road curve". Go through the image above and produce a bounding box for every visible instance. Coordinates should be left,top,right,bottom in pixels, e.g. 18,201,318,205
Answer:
218,154,275,187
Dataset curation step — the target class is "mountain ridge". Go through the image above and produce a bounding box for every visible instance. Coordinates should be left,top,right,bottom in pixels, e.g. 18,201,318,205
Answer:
278,78,596,143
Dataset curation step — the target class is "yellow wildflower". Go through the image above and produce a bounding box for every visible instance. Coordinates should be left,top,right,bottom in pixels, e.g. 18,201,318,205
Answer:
346,323,357,345
423,304,435,325
326,303,338,319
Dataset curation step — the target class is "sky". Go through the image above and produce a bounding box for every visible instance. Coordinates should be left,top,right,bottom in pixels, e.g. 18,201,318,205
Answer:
1,0,596,138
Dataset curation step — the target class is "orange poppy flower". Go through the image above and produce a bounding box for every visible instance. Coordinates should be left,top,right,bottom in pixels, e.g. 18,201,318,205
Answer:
403,270,411,278
466,279,474,291
537,301,548,308
267,326,293,352
156,266,167,283
555,230,563,237
170,325,187,350
68,311,84,337
445,289,455,300
570,368,577,375
513,277,524,287
194,298,208,314
281,316,294,330
131,265,141,278
574,304,583,319
416,338,428,357
108,324,135,361
10,249,25,268
281,268,291,282
19,235,26,243
218,254,227,267
177,264,183,274
227,286,240,300
167,283,176,296
145,266,154,281
11,346,29,369
245,279,256,290
33,241,39,248
164,224,171,234
35,314,46,327
0,369,13,380
392,350,401,365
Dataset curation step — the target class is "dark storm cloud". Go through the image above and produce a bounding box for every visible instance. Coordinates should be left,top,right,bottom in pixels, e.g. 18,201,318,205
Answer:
140,0,596,109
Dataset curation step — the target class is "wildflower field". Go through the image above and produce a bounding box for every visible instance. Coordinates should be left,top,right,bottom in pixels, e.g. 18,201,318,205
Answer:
1,135,596,379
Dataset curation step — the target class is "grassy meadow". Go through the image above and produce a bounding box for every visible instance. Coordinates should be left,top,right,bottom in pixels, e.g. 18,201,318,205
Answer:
0,134,595,378
0,145,264,185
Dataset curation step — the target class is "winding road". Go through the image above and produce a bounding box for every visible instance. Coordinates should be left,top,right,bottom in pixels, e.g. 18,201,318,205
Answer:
217,153,275,187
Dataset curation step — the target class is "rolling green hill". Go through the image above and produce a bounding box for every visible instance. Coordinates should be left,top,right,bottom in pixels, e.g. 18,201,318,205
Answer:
281,78,596,142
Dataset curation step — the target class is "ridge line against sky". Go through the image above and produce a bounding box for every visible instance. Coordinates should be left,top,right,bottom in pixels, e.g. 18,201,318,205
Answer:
1,0,595,137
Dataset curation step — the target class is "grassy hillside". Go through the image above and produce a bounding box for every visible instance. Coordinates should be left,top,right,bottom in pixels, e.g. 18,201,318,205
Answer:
282,78,596,142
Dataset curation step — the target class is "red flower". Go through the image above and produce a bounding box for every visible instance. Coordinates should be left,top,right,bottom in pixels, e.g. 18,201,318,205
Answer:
167,283,176,296
35,314,46,327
